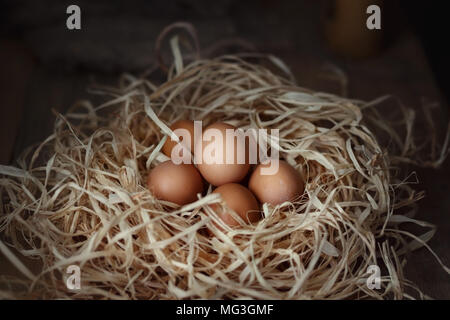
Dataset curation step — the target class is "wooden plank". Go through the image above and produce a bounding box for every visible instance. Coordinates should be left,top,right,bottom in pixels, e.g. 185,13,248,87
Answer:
1,2,448,298
278,34,450,299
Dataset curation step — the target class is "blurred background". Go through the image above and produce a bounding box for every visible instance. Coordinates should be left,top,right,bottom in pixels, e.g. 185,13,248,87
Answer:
0,0,449,298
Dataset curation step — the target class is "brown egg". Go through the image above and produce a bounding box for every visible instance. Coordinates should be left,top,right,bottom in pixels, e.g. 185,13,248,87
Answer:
195,122,250,186
210,183,260,228
249,160,304,205
147,160,203,205
162,120,195,160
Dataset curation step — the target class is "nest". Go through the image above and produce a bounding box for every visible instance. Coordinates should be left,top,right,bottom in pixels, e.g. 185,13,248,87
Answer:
1,34,449,300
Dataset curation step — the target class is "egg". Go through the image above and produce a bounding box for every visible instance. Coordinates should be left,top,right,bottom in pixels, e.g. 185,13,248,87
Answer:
162,120,195,159
147,160,203,205
210,183,260,228
249,160,304,205
195,122,250,186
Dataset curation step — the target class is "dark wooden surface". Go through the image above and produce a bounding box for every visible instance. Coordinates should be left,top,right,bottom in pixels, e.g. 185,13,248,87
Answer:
1,0,449,299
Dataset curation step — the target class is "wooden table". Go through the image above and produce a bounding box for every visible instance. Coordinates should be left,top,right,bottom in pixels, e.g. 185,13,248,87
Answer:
1,0,448,299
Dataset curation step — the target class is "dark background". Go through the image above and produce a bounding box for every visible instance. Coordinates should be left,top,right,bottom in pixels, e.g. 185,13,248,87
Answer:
0,0,449,299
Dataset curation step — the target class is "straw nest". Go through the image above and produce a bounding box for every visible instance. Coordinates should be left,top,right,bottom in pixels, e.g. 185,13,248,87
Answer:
1,34,449,300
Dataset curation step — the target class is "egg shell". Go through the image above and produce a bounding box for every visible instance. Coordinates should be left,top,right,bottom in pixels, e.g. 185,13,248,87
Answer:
147,160,203,206
195,122,250,186
249,159,304,205
210,183,260,228
162,120,195,159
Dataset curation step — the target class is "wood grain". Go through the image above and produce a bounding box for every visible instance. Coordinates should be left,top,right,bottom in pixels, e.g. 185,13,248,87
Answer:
1,1,448,299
